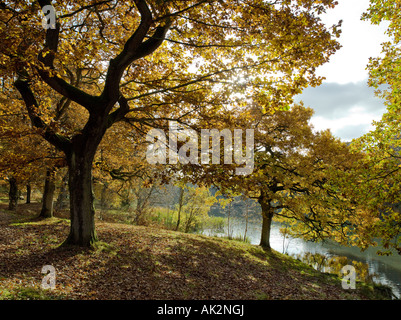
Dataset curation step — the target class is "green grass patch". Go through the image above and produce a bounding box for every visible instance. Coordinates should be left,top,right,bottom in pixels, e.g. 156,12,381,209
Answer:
91,241,120,256
10,217,69,227
0,286,64,300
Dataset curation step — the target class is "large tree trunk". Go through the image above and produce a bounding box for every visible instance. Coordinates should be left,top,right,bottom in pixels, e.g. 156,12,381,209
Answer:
259,198,274,249
8,177,18,211
40,169,56,218
61,112,109,247
63,151,98,247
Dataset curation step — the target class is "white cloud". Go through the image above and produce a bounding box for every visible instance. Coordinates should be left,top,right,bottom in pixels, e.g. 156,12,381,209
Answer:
295,81,386,141
317,0,390,84
294,0,390,141
310,111,381,141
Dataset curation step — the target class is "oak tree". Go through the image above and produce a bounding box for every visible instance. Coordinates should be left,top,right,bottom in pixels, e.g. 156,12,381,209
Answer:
1,0,341,246
190,104,362,249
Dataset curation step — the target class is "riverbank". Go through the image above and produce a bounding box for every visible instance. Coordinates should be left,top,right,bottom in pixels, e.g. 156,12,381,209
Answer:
199,216,401,298
0,207,393,300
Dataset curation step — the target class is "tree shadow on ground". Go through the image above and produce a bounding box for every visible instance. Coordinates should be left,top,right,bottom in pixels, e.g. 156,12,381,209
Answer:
80,229,330,300
0,216,363,300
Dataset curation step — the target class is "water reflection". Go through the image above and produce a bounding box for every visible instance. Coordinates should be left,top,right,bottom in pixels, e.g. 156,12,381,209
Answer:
200,218,401,298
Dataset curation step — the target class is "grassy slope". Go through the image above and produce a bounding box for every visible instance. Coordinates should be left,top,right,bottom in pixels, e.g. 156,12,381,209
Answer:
0,206,392,300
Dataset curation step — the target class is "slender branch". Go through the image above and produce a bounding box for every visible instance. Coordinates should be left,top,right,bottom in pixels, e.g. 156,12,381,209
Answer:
14,78,71,152
153,0,209,23
58,0,114,19
126,56,281,102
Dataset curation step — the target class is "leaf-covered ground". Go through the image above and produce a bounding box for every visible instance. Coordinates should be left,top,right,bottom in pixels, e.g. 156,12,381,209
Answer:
0,204,391,300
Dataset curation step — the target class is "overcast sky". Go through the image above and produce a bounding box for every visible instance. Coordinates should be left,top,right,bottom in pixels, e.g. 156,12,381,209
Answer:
294,0,390,142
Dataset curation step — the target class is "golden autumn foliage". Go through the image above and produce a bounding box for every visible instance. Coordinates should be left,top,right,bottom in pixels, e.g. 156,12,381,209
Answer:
0,0,341,246
336,0,401,255
182,103,370,248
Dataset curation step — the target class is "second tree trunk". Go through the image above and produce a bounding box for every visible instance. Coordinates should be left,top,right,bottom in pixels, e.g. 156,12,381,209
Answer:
40,169,55,218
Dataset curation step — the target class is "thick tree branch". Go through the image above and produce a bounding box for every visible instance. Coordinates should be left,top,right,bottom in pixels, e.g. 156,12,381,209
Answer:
106,94,131,128
102,0,171,106
102,0,153,103
36,0,99,111
131,22,172,60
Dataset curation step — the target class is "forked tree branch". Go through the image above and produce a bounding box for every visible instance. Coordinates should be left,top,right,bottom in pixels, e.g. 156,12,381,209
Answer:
36,0,99,112
102,0,171,106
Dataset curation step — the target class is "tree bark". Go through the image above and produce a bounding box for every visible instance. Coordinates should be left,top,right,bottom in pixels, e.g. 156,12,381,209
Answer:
227,199,233,239
100,182,109,210
55,171,69,210
63,150,98,247
26,183,31,204
244,199,249,242
258,197,274,249
40,169,56,218
8,177,18,211
175,187,184,231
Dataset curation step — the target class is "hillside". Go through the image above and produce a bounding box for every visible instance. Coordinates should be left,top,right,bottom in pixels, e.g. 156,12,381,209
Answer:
0,205,391,300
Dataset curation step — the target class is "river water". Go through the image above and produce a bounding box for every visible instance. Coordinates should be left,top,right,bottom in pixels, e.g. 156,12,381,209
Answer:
199,218,401,298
